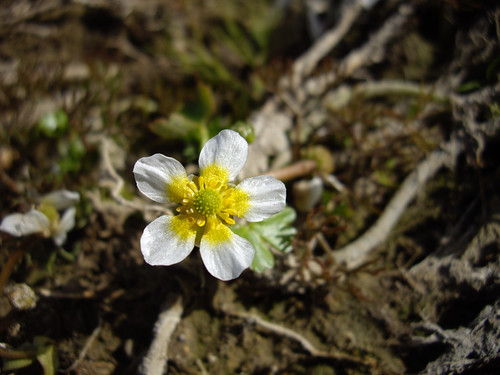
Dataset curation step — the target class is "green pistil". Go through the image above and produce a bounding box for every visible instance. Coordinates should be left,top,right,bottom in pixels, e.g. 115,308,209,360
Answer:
38,202,59,223
193,188,221,216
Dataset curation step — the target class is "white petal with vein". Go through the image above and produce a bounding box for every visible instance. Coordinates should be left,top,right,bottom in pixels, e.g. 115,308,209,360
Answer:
133,154,187,203
200,229,255,280
199,129,248,181
237,175,286,222
141,215,195,266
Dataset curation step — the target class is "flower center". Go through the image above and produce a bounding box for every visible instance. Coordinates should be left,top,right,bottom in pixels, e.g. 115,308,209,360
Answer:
38,202,60,235
176,175,238,228
193,188,221,216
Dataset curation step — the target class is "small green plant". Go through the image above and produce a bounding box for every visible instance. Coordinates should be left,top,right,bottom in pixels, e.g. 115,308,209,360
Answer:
37,109,69,138
233,206,296,273
1,336,57,375
149,83,220,159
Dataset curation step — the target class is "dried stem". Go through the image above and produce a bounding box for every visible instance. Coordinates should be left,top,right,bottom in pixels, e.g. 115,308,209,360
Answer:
100,137,168,214
139,296,183,375
222,307,376,367
63,319,103,373
332,138,461,270
267,160,317,181
289,2,364,88
298,3,415,99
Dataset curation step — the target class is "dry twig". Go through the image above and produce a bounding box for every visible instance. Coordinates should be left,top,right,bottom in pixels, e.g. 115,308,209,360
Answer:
222,308,376,367
333,137,461,270
139,296,183,375
63,319,103,373
99,137,169,214
289,2,364,88
298,3,414,99
267,160,317,181
87,137,172,231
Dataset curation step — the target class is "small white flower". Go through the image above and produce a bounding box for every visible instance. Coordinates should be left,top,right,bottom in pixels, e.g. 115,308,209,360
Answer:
133,129,287,280
0,190,79,246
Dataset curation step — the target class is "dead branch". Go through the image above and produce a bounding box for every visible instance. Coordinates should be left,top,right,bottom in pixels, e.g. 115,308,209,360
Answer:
299,3,415,99
324,80,449,111
63,319,103,373
221,307,376,367
245,3,414,178
332,137,461,270
87,136,172,229
267,160,317,181
139,296,183,375
289,2,364,89
100,137,169,214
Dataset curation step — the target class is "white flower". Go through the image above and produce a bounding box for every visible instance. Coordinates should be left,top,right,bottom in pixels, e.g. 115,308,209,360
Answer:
0,190,79,246
133,129,286,280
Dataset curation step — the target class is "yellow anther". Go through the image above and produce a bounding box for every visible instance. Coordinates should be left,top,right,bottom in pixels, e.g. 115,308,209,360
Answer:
187,181,198,192
218,212,235,225
174,165,250,231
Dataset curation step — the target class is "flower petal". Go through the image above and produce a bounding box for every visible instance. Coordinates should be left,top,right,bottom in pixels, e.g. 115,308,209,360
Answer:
140,215,196,266
0,213,25,236
200,221,255,280
53,232,67,246
42,190,80,210
133,154,188,203
199,129,248,182
21,210,51,235
0,210,49,237
53,207,76,246
236,175,286,222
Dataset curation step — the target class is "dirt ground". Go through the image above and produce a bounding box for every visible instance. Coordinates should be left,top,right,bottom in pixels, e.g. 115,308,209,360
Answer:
1,0,499,374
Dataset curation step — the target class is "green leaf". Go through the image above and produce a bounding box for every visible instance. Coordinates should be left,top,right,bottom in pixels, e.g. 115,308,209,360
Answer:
486,55,500,82
57,134,86,174
38,109,69,138
232,206,296,273
149,113,201,140
232,121,255,143
2,357,34,371
374,170,396,188
149,83,214,146
332,199,353,219
490,102,500,118
34,337,57,375
252,206,296,252
183,82,216,122
457,81,482,93
234,225,274,273
1,337,57,375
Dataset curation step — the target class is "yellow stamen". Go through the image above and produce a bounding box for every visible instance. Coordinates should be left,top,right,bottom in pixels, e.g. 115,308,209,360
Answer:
202,164,229,185
167,175,190,202
169,214,198,240
172,164,250,241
